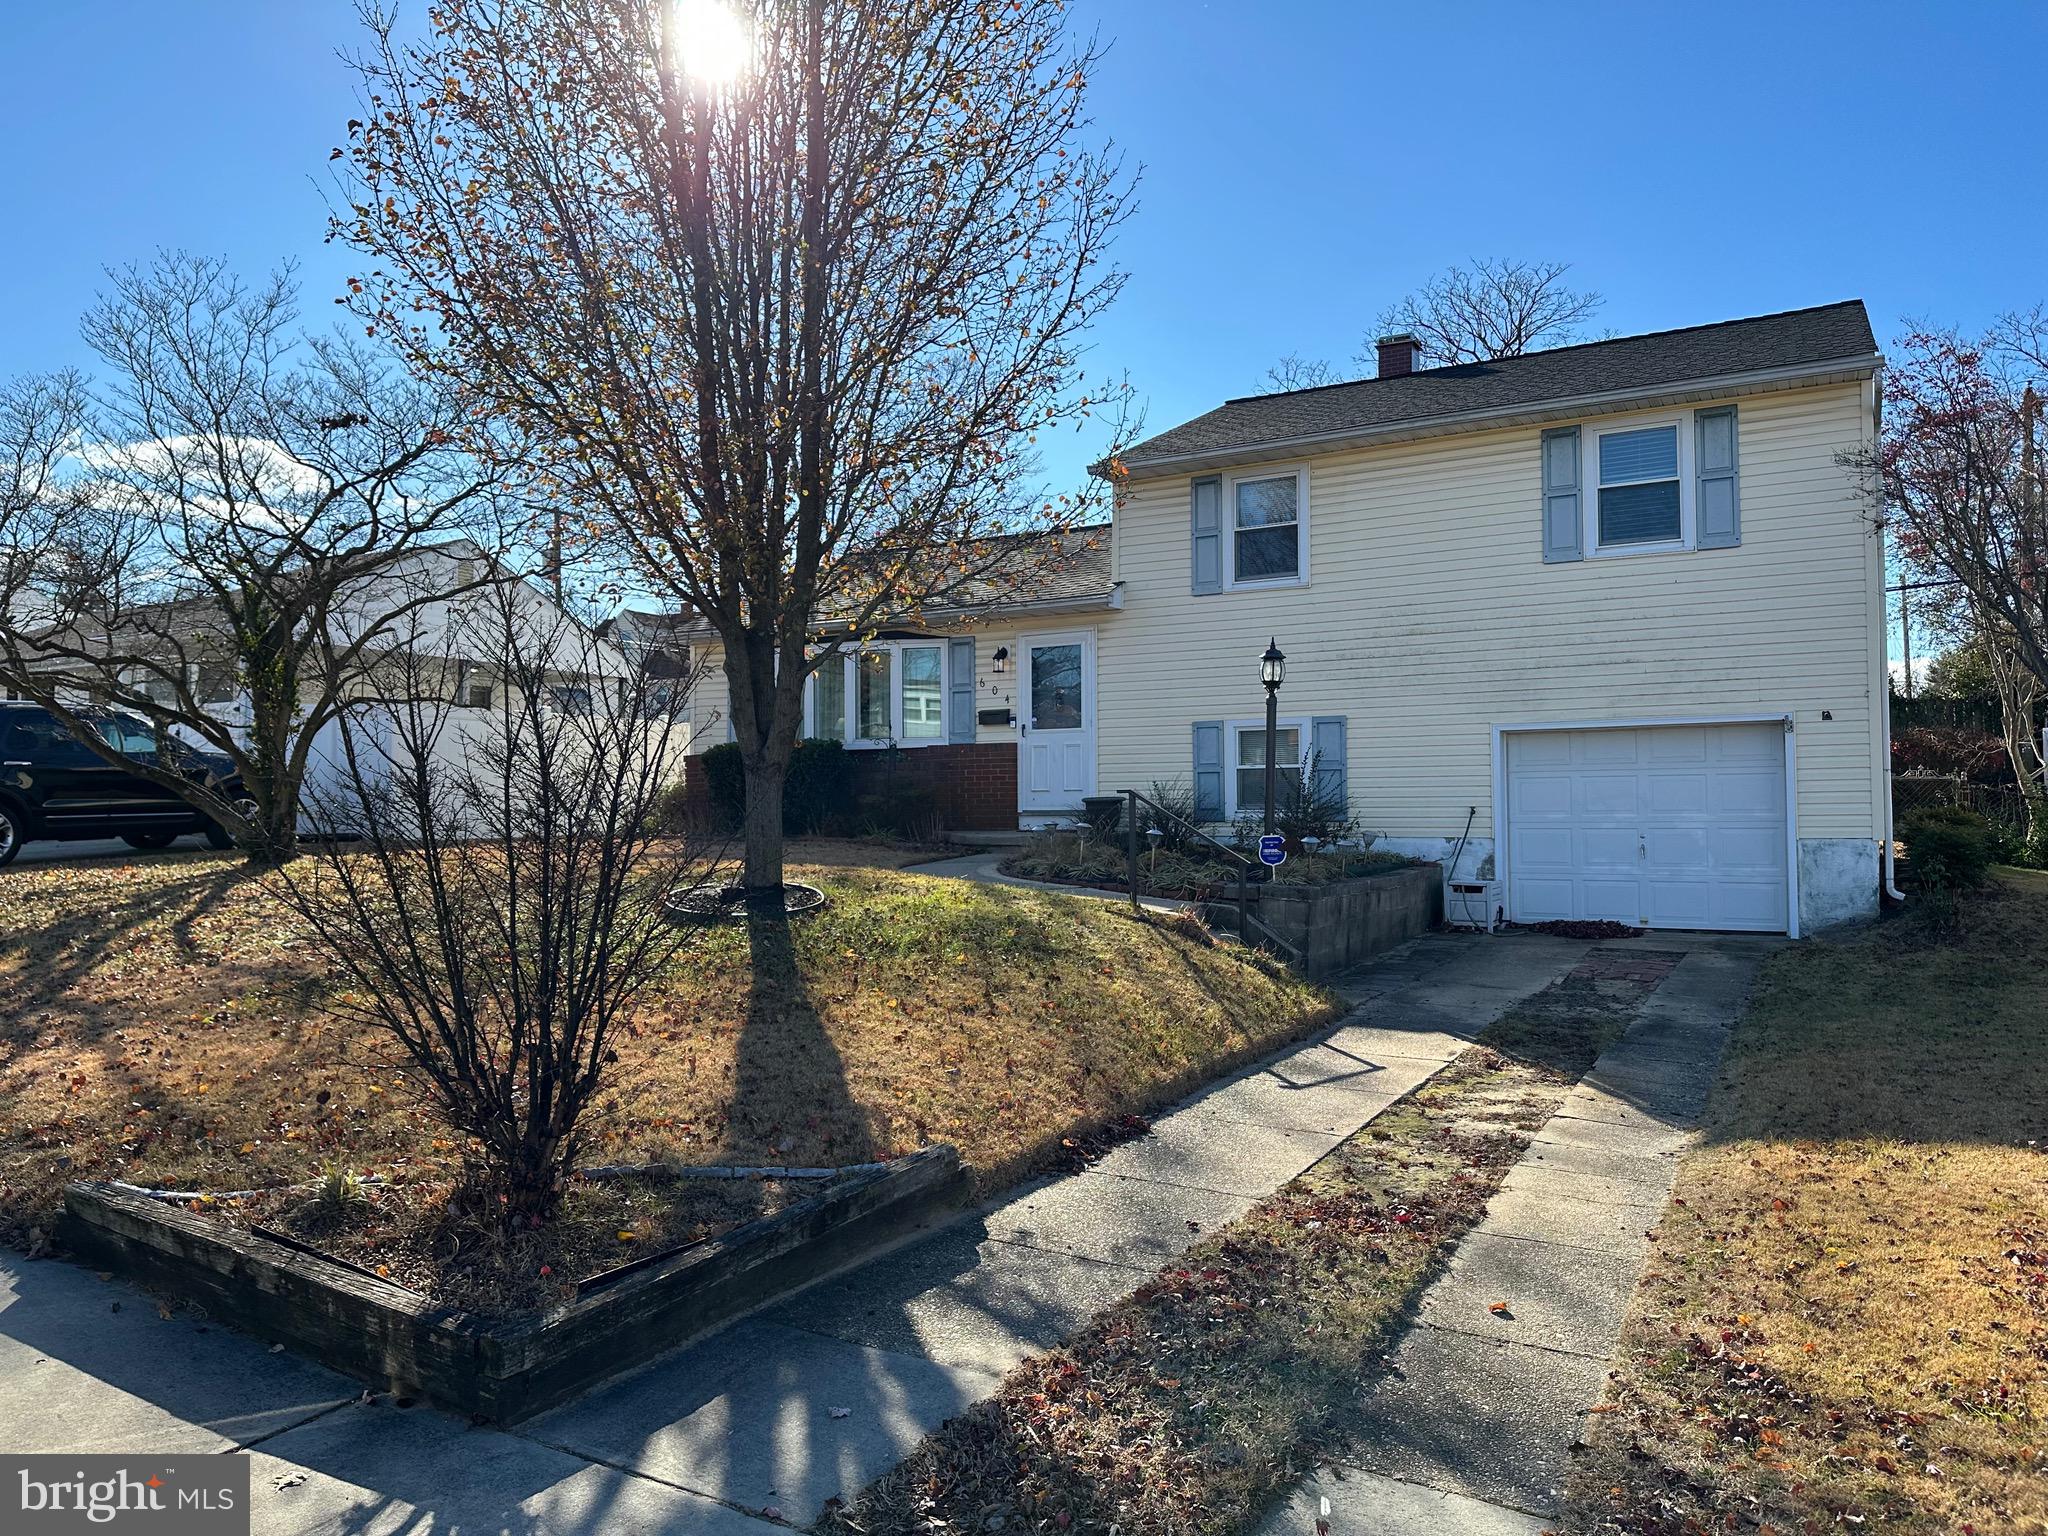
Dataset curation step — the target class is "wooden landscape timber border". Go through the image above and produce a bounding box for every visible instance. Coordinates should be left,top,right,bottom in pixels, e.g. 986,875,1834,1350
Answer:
58,1144,968,1423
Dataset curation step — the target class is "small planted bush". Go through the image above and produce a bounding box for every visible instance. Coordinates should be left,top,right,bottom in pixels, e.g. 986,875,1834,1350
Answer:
1145,777,1201,851
700,737,854,836
1900,804,1993,926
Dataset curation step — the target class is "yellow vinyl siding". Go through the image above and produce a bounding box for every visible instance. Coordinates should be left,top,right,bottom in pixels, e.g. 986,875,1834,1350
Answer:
1097,381,1882,841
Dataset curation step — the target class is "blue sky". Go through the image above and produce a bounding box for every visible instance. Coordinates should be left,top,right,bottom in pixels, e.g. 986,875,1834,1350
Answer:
5,1,2041,655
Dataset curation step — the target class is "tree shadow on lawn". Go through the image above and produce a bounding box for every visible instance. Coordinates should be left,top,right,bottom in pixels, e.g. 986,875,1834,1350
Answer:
729,907,878,1168
0,858,249,1052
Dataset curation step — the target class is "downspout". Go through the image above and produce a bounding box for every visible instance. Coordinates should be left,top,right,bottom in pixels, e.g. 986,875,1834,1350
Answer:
1880,685,1905,903
1871,373,1905,904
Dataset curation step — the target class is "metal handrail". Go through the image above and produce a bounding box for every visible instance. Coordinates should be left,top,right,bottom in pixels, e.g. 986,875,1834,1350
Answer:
1119,788,1302,964
1121,787,1258,873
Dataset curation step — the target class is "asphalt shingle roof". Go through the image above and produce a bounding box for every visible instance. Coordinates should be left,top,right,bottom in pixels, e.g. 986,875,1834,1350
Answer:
1119,300,1879,470
626,523,1115,639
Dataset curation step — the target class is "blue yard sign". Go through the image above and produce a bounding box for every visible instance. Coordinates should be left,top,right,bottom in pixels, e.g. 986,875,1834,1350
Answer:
1257,834,1287,868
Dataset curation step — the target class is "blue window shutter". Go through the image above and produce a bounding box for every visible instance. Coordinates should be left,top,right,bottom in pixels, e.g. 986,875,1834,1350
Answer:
947,638,976,742
1310,715,1347,810
1541,426,1582,563
1696,406,1741,548
1190,475,1223,594
1192,720,1225,821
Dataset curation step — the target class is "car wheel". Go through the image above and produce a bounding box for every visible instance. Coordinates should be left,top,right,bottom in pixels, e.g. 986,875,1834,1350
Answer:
0,802,23,869
122,830,179,850
204,798,260,851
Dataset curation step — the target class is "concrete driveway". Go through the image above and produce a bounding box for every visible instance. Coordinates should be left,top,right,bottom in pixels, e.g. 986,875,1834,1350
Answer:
0,927,1774,1534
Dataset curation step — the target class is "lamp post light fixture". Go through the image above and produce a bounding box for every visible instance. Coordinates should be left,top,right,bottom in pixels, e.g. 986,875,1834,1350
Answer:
1260,638,1286,836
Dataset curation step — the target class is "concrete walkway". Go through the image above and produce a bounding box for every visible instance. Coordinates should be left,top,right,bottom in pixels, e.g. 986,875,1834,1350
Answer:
0,930,1760,1534
1257,937,1766,1536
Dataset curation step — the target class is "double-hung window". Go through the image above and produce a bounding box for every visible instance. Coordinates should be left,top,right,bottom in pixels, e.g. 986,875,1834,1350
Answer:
855,650,893,743
900,645,943,739
1593,421,1686,552
1226,465,1307,586
1228,717,1309,820
815,657,848,741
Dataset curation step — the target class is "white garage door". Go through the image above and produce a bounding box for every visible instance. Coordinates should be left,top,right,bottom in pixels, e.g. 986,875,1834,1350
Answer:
1505,723,1789,933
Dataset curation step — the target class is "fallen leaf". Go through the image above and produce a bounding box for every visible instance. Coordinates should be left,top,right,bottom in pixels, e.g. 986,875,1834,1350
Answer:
828,1406,851,1420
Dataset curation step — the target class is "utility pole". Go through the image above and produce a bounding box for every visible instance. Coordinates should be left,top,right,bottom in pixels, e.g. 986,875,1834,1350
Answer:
1899,576,1913,697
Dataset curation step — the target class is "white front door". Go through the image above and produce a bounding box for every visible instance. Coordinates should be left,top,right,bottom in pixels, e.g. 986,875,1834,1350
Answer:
1504,722,1791,933
1017,630,1096,815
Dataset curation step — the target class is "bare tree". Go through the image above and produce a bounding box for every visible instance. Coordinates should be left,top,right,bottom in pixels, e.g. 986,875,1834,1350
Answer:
1263,353,1342,392
1853,324,2048,817
0,254,509,865
276,586,699,1221
1368,257,1604,367
339,0,1135,897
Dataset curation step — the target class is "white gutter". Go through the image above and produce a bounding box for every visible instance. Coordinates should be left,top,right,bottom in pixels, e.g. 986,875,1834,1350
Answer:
1112,354,1887,479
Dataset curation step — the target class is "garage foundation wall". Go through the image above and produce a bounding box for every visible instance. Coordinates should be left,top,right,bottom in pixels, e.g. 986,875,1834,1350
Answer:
1798,838,1879,931
1372,835,1495,882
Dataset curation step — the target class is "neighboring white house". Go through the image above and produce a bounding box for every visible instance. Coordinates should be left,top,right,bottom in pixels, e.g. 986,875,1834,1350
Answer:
677,301,1892,935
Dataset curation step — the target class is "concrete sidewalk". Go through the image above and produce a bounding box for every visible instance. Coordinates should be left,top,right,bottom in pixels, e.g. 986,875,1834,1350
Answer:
1258,939,1766,1536
0,928,1747,1534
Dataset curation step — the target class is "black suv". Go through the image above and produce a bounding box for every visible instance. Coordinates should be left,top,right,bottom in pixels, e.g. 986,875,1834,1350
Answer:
0,700,247,868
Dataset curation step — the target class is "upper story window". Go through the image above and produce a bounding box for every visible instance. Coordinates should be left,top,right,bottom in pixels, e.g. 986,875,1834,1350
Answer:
1226,465,1309,587
1595,423,1684,550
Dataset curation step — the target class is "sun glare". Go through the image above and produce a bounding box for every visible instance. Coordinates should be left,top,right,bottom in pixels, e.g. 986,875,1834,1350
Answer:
672,0,750,86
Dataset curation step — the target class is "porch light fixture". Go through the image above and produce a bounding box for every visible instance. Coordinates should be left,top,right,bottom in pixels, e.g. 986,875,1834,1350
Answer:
1260,638,1286,835
991,646,1009,674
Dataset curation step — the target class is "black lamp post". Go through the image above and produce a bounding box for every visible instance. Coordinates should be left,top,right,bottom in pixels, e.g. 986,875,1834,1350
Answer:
1260,638,1286,834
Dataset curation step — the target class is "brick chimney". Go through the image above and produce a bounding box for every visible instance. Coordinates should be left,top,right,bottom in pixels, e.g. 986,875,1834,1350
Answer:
1376,333,1422,379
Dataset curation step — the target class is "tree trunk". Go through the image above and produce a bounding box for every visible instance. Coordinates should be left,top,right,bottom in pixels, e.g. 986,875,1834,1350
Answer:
741,757,787,895
241,639,302,866
498,1136,564,1224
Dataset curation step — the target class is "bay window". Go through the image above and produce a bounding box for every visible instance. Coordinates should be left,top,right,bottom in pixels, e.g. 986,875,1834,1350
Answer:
807,640,953,747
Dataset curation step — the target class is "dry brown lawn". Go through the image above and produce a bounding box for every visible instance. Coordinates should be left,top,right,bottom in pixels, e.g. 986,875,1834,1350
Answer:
0,840,1335,1306
1571,868,2048,1535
